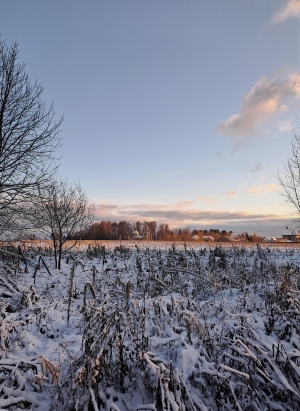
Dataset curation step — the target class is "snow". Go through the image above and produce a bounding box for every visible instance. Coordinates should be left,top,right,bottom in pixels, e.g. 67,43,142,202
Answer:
0,241,300,410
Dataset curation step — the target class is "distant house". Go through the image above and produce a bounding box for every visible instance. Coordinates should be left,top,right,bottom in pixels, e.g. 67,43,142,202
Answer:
262,237,277,242
203,235,214,242
282,234,300,242
191,235,200,240
132,230,143,240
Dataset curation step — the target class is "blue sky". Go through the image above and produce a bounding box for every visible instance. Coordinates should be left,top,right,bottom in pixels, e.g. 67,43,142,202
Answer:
1,0,300,235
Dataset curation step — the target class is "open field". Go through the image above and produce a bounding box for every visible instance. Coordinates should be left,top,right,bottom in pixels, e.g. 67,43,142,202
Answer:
20,239,300,251
0,242,300,410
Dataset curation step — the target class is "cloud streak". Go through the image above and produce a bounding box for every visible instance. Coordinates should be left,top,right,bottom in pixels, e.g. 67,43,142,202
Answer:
246,184,279,195
94,201,286,225
223,191,236,198
271,0,300,24
93,200,292,235
216,71,300,143
194,196,219,204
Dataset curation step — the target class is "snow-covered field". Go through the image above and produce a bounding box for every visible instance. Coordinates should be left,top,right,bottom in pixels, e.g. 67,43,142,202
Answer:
1,241,300,410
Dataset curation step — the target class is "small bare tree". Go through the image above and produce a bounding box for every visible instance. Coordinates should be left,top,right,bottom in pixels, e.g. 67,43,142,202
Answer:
0,38,62,239
278,131,300,229
36,179,94,269
278,133,300,209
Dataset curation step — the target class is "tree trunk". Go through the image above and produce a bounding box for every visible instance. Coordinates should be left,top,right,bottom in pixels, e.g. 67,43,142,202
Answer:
58,244,63,270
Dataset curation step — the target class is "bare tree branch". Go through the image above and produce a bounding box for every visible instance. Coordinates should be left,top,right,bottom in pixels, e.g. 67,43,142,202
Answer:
0,38,63,238
34,179,94,269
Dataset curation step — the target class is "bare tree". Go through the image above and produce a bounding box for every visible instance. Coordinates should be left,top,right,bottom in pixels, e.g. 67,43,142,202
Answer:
36,179,94,269
0,38,62,238
278,131,300,228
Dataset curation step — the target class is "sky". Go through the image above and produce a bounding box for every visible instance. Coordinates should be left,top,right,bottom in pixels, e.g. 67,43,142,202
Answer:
1,0,300,236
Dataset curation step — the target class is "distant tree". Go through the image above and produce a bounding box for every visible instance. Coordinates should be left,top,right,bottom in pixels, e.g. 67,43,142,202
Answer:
0,38,62,238
111,222,118,240
243,232,252,242
157,224,173,241
182,227,191,241
118,221,132,240
103,221,113,239
135,221,142,235
252,232,263,243
176,228,183,241
36,179,94,269
278,131,300,228
235,231,262,243
157,224,166,241
78,221,237,242
148,221,157,240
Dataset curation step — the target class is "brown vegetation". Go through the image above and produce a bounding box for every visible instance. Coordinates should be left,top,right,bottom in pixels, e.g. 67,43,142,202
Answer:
74,220,236,241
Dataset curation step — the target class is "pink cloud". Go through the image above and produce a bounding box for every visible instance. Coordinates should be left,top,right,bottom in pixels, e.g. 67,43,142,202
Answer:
94,201,287,230
246,184,279,195
223,191,236,198
271,0,300,24
216,71,300,143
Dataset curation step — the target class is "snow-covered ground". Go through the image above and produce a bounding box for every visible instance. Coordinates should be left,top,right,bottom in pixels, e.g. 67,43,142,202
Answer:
1,242,300,410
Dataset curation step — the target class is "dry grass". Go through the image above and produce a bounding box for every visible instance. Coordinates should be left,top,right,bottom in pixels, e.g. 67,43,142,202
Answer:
20,239,300,251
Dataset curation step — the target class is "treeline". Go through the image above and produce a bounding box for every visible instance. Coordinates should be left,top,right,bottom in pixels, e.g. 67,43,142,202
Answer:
76,221,234,241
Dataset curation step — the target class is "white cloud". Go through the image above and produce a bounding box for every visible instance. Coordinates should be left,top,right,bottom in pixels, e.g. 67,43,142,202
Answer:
222,191,236,198
277,119,293,133
194,196,219,204
271,0,300,24
175,200,194,209
216,71,300,143
246,184,279,195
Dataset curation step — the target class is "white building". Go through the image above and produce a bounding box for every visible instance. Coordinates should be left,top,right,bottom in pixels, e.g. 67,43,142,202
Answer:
262,237,277,242
203,235,215,242
132,230,143,240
